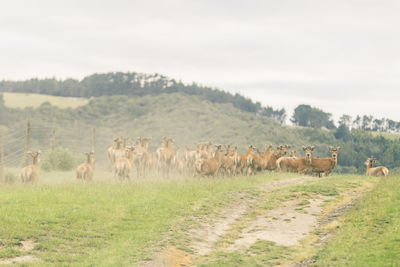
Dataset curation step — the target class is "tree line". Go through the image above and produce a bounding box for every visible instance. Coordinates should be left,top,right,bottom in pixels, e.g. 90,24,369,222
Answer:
0,72,286,124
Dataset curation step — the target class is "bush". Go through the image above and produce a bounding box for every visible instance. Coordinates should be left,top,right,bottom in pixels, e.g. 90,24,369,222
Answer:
4,172,18,184
41,147,83,171
335,165,359,174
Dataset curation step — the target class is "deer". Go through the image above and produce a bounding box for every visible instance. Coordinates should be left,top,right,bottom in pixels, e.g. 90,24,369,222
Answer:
195,145,223,176
114,146,135,181
184,146,198,172
252,144,275,173
277,146,314,173
311,146,340,177
133,137,152,178
266,145,289,171
76,152,95,181
156,137,176,178
107,137,120,165
220,145,237,176
237,145,256,175
21,150,41,184
365,157,389,177
196,141,212,159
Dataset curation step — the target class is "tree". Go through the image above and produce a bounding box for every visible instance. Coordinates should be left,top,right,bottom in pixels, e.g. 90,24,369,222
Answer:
353,115,361,129
387,119,397,132
291,104,335,129
334,124,351,141
260,107,287,124
372,118,384,132
339,114,352,128
361,115,373,130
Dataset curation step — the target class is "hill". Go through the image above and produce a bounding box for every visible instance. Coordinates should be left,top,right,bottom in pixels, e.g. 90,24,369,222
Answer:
2,92,335,167
0,72,286,124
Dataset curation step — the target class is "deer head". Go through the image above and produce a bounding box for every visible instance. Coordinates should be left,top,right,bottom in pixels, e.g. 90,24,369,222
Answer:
329,146,340,162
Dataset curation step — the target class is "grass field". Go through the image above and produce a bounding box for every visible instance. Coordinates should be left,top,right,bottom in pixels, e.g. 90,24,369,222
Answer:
313,176,400,266
0,171,398,266
3,92,88,109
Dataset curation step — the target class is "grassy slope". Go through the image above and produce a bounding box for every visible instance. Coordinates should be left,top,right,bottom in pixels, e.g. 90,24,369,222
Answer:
3,92,88,109
313,176,400,266
2,93,337,169
9,93,336,166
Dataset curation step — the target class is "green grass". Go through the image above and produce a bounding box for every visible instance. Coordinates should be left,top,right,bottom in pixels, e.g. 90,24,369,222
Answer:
198,174,377,266
3,92,88,109
0,170,292,266
1,170,397,266
313,176,400,266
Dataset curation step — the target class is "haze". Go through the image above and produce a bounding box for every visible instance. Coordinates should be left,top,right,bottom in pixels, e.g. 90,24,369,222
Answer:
1,0,400,121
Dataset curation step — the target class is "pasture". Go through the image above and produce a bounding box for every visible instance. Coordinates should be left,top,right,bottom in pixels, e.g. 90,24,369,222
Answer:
2,92,88,109
0,170,398,266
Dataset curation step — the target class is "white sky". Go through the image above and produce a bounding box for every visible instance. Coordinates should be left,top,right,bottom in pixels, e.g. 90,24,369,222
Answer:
1,0,400,122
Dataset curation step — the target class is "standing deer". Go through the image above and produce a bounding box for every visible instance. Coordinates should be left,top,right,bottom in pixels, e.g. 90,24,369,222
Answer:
277,146,314,173
365,157,389,177
114,146,135,181
156,137,176,178
195,145,223,176
311,146,340,177
266,145,289,171
76,152,95,181
21,150,41,184
134,137,152,178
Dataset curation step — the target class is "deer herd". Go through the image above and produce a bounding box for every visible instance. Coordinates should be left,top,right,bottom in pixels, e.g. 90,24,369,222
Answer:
20,137,390,184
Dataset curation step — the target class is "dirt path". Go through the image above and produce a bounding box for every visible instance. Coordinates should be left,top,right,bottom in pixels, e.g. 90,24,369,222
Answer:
188,176,314,255
140,176,314,267
0,240,40,265
227,197,329,251
291,186,372,267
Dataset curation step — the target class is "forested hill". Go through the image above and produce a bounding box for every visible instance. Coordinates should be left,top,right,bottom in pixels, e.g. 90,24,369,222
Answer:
0,72,286,124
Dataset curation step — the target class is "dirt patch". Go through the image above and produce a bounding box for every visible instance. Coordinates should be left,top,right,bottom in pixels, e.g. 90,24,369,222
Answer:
140,246,191,267
227,197,328,251
262,177,314,192
189,177,314,255
140,176,315,266
0,255,40,265
0,239,40,265
20,240,37,252
189,201,253,255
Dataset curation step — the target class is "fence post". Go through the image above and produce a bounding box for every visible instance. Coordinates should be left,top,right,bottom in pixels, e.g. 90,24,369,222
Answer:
73,120,78,154
0,129,4,183
50,121,56,152
91,127,96,154
23,118,31,167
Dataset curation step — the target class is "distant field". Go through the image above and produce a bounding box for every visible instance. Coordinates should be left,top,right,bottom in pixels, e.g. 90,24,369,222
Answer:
3,92,89,109
369,130,400,140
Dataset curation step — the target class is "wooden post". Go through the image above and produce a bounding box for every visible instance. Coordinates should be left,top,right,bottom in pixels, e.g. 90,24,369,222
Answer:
0,130,4,183
23,118,31,167
73,120,78,154
91,127,96,154
50,121,56,152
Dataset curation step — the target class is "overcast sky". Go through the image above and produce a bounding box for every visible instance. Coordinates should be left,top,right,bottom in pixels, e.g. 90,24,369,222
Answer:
1,0,400,122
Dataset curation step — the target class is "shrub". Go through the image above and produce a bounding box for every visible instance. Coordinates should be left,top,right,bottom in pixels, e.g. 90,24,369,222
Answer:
4,172,18,184
41,147,83,171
